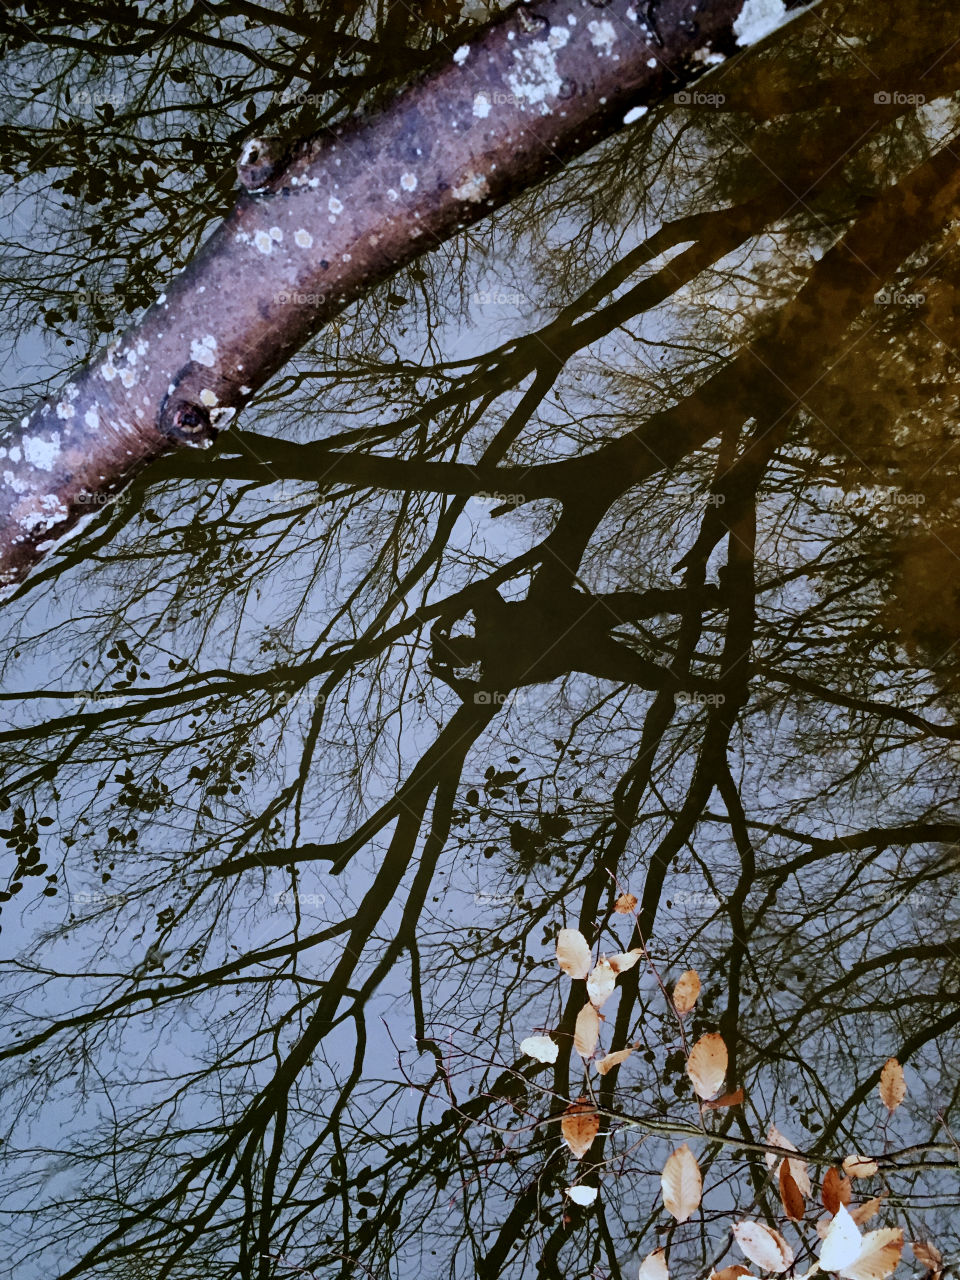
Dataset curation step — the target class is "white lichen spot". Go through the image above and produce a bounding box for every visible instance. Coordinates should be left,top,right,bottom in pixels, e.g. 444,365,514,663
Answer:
269,226,283,241
400,171,418,191
692,46,725,64
328,196,343,215
624,105,648,123
387,188,399,201
65,382,79,401
733,0,788,46
452,171,490,203
209,406,235,428
240,385,251,395
22,435,61,471
119,368,137,388
506,36,565,112
191,334,217,367
308,177,320,188
200,389,219,407
20,494,68,535
548,26,569,49
453,44,470,64
472,92,492,118
647,56,658,67
4,470,29,494
626,5,637,18
342,253,351,262
567,13,577,23
588,19,617,55
8,446,20,463
101,360,118,382
55,400,75,420
157,292,167,305
295,228,313,248
254,229,274,254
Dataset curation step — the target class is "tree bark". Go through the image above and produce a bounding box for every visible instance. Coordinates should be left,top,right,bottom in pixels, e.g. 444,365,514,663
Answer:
0,0,809,596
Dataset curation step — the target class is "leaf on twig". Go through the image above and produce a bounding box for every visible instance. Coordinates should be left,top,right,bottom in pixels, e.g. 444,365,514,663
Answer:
686,1032,727,1100
779,1160,805,1221
765,1123,812,1197
850,1196,885,1226
638,1247,669,1280
557,929,592,980
823,1166,853,1214
879,1057,906,1113
561,1099,599,1159
614,892,638,914
704,1088,745,1110
660,1143,702,1223
587,957,617,1007
520,1035,558,1063
820,1205,903,1279
732,1222,794,1272
574,1002,600,1058
609,948,643,975
843,1154,879,1179
672,969,701,1015
710,1268,755,1280
596,1046,632,1075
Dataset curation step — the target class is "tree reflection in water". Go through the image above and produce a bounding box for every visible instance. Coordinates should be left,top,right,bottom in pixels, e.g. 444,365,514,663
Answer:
0,0,958,1276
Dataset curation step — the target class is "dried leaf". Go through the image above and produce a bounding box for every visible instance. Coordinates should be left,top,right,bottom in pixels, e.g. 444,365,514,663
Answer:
660,1143,702,1223
520,1035,558,1063
849,1196,885,1226
911,1241,943,1272
879,1058,906,1113
732,1222,794,1273
609,948,643,975
765,1123,812,1196
823,1166,853,1214
587,957,617,1007
821,1205,862,1272
673,969,701,1015
557,929,592,980
843,1154,879,1179
596,1046,632,1075
638,1247,669,1280
614,892,638,914
561,1099,599,1159
574,1003,600,1058
779,1160,805,1222
686,1032,728,1100
566,1184,598,1206
703,1088,746,1110
840,1228,903,1280
711,1269,755,1280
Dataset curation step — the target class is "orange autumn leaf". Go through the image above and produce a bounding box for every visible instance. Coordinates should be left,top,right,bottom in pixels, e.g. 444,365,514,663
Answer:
573,1002,600,1058
596,1046,632,1075
614,892,638,914
561,1099,599,1159
823,1165,853,1214
779,1160,805,1222
704,1088,745,1110
660,1143,702,1223
879,1057,906,1113
686,1031,727,1099
672,969,701,1015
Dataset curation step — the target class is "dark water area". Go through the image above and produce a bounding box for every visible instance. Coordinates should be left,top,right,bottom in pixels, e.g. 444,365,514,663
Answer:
0,0,958,1276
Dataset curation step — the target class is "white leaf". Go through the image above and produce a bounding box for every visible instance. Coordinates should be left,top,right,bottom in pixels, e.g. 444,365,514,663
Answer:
638,1247,669,1280
820,1205,863,1273
556,929,591,980
732,1222,795,1273
566,1184,598,1206
519,1034,558,1063
660,1143,702,1223
587,957,617,1007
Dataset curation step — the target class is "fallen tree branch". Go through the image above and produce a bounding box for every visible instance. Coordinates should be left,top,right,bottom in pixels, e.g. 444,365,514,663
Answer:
0,0,812,596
